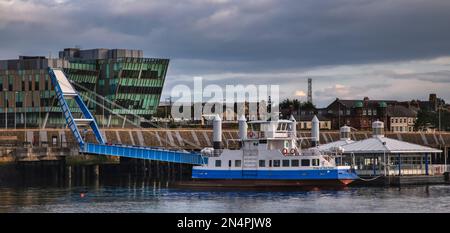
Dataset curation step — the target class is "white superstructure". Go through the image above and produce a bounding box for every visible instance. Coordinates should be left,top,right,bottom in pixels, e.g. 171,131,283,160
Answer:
193,115,357,185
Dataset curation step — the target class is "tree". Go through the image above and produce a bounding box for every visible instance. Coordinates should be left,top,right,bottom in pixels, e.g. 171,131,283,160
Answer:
301,101,316,111
415,109,450,131
280,98,317,118
415,109,434,130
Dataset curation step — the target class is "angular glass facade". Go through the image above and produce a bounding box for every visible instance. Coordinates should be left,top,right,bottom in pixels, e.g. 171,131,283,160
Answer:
0,49,169,128
66,57,169,127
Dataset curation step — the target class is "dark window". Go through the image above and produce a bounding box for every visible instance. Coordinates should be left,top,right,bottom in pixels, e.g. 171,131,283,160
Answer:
259,160,265,167
282,160,290,167
312,159,319,166
301,159,310,167
235,160,241,167
273,160,280,167
215,160,221,167
228,160,232,167
35,81,39,91
269,160,272,167
291,159,299,167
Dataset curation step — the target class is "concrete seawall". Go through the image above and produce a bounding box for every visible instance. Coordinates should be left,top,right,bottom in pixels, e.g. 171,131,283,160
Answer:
0,128,449,186
0,128,449,163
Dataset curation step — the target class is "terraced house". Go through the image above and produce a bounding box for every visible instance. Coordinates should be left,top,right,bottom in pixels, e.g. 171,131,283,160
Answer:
0,48,169,128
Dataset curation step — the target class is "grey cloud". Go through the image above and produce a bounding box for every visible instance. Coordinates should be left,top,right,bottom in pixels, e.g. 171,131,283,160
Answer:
314,82,392,105
2,0,450,71
395,70,450,83
2,0,450,106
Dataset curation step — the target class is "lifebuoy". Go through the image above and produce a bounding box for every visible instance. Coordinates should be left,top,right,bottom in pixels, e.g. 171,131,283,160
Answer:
290,148,297,155
282,148,289,155
248,131,255,138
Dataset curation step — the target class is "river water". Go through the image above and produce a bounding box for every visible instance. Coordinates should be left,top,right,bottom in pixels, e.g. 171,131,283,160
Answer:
1,183,450,213
1,163,449,213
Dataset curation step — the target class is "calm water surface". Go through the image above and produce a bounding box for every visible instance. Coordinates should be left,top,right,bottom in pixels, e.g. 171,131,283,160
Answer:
1,183,450,213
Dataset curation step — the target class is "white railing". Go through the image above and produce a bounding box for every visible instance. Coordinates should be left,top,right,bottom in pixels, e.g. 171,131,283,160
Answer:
356,164,449,176
430,165,449,175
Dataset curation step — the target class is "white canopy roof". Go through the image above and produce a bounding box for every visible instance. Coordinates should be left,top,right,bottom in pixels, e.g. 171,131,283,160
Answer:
340,136,442,154
317,139,355,152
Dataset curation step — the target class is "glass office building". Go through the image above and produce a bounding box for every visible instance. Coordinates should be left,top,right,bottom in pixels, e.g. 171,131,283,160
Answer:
0,48,169,128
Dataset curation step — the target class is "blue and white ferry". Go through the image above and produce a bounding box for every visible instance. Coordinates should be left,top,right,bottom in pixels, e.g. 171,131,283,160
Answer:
188,115,358,188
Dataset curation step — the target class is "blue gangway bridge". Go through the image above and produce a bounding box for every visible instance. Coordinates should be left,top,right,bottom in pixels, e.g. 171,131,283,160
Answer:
48,68,206,165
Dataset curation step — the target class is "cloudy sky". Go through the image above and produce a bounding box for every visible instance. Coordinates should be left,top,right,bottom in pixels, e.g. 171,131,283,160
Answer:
1,0,450,107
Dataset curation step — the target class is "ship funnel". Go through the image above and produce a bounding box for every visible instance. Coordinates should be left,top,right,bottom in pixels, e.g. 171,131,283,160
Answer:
311,115,320,147
340,125,351,140
372,120,385,137
213,114,222,150
238,115,248,140
289,115,297,138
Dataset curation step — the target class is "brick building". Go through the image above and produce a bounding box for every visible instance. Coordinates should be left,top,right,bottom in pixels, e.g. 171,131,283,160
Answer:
323,97,395,130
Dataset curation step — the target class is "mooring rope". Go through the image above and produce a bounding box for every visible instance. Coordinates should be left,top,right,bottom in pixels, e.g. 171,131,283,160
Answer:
357,175,383,181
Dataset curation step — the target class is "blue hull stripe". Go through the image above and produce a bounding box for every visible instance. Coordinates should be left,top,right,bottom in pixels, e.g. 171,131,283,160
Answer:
192,169,358,180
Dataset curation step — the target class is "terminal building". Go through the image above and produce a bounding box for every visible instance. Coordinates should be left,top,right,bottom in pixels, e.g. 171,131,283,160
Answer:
319,120,444,177
0,48,169,128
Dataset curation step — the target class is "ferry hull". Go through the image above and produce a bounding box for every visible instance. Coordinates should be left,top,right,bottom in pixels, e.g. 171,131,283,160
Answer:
175,179,354,189
185,168,358,188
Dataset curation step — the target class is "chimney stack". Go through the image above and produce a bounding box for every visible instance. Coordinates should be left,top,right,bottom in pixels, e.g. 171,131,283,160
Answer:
311,115,320,147
213,114,223,150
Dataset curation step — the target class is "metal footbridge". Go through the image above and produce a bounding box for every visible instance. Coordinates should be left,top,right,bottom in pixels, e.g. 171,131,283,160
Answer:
48,68,206,165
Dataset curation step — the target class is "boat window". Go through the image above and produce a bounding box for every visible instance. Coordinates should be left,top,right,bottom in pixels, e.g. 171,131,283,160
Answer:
273,160,281,167
250,123,261,131
215,160,221,167
259,160,266,167
235,160,242,167
291,159,299,167
301,159,310,167
277,124,282,131
228,160,232,167
312,159,319,166
282,160,290,167
269,160,272,167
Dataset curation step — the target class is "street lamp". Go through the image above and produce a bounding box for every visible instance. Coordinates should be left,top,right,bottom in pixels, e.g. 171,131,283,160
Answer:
24,92,27,129
14,91,18,129
165,97,172,120
338,103,341,129
438,104,442,132
3,89,7,129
